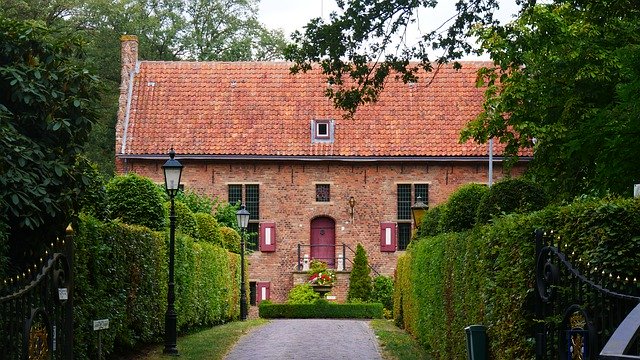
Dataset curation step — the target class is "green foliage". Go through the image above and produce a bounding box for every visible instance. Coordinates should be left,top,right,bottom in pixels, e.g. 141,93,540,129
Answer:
259,301,384,319
194,212,222,246
219,226,241,253
75,157,108,221
372,276,394,315
214,201,240,231
394,196,640,359
0,219,8,278
176,189,217,215
105,173,165,230
441,183,489,232
169,200,199,239
0,17,100,245
416,204,447,238
475,178,548,225
348,243,372,302
73,214,241,359
286,283,320,304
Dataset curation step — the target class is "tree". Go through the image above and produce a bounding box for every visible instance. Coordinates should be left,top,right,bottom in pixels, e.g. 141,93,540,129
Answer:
347,243,372,302
0,17,101,265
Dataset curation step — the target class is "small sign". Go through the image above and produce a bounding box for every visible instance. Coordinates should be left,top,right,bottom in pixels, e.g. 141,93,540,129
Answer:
58,288,68,300
93,319,109,331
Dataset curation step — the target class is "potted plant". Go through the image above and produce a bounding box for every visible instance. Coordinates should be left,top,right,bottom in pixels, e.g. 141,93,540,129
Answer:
307,260,336,298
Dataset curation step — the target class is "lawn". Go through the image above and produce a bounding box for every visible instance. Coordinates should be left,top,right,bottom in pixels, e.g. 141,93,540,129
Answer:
371,319,432,360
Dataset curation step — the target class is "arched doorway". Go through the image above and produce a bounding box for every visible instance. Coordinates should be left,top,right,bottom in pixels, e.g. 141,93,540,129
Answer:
310,217,336,268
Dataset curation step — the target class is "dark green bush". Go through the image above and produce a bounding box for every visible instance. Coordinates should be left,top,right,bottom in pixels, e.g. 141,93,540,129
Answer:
194,212,222,246
416,204,446,237
441,183,489,232
219,226,241,253
476,178,548,225
105,173,165,230
0,219,8,279
168,200,199,239
348,243,372,302
259,301,384,319
372,275,394,313
286,283,320,304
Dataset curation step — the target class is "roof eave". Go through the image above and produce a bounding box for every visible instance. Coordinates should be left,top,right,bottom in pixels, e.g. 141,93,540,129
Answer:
117,154,533,162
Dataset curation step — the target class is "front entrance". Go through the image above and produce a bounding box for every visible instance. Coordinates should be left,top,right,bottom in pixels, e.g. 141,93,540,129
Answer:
310,217,336,268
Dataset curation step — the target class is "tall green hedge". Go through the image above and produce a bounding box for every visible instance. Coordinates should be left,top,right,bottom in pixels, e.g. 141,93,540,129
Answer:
105,174,166,230
74,214,240,359
441,183,489,232
394,196,640,359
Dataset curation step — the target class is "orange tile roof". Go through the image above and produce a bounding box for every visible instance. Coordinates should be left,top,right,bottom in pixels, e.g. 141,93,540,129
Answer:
121,61,513,158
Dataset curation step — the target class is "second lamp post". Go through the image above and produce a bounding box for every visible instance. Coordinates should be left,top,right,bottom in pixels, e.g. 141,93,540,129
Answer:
235,204,249,321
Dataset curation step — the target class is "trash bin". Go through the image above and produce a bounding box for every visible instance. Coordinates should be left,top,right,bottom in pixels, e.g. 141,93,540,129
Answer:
465,325,487,360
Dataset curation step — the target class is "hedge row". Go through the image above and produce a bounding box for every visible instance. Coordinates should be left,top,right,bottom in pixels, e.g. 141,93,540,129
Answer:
74,214,241,359
395,196,640,359
259,301,384,319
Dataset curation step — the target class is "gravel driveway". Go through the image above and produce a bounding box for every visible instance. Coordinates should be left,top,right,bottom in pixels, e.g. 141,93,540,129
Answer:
224,319,383,360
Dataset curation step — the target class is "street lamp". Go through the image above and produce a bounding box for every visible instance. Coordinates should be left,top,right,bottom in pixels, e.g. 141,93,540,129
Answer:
235,204,250,321
411,196,429,230
162,149,183,355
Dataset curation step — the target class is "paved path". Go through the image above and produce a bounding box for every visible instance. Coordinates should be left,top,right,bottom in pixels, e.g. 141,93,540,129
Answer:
224,319,383,360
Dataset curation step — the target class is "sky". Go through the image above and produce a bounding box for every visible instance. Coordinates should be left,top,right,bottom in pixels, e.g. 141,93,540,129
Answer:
257,0,520,59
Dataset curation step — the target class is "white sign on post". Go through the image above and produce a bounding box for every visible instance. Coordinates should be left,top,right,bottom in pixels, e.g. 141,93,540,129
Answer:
93,319,109,331
58,288,68,301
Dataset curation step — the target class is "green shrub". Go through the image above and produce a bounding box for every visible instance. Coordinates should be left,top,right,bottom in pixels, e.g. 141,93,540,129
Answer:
259,302,384,319
219,226,241,253
417,204,446,237
214,201,240,230
287,283,320,304
0,219,8,279
348,243,372,302
476,178,547,225
175,189,217,214
105,173,165,230
168,200,199,239
372,276,394,314
194,212,222,246
442,183,489,232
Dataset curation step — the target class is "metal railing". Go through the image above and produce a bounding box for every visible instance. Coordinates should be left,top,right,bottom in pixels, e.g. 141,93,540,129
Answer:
0,228,74,360
296,243,380,276
534,229,640,359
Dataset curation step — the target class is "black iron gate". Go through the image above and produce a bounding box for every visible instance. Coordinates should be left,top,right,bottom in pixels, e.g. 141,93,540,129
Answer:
534,229,640,359
0,226,74,360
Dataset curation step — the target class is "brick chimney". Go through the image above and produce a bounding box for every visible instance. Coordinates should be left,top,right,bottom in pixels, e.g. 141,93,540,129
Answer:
115,35,138,171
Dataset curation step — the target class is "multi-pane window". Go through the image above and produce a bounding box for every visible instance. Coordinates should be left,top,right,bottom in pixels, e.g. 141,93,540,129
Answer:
397,183,429,250
228,184,260,251
316,184,330,202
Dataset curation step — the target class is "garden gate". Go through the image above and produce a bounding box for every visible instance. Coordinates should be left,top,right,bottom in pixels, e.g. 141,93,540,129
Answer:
0,226,74,360
534,229,639,359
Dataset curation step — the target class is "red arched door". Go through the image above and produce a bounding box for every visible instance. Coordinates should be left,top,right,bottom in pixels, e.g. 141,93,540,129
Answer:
310,217,336,268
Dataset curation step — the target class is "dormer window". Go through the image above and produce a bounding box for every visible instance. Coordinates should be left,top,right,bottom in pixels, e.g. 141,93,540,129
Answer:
311,119,334,143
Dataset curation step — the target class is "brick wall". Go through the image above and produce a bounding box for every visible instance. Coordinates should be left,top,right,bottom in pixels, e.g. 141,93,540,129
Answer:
121,158,525,304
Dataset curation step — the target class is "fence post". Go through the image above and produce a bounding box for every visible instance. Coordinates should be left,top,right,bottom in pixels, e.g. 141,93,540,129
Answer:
342,244,346,271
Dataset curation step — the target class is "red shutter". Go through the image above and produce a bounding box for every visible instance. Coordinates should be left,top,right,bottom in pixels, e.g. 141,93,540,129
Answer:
256,282,270,304
259,222,276,252
380,222,397,252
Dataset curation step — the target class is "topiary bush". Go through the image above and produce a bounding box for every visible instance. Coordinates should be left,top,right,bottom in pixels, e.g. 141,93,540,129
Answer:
167,200,199,239
476,177,548,225
417,204,447,237
194,212,222,246
348,243,372,302
442,183,489,232
219,226,241,253
105,173,165,230
287,283,320,304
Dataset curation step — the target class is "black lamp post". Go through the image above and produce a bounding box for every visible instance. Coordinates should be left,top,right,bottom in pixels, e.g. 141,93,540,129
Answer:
162,149,183,355
235,204,250,321
411,196,429,230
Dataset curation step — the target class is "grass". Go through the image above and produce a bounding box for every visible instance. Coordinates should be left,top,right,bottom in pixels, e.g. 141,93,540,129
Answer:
371,319,432,360
118,319,268,360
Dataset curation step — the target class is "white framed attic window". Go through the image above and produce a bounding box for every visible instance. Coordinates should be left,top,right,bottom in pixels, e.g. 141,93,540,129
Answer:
311,119,334,143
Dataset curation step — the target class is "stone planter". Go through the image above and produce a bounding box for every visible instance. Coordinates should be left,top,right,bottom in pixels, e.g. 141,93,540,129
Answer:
311,285,333,298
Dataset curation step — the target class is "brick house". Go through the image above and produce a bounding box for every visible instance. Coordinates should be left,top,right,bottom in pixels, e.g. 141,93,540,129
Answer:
115,35,529,304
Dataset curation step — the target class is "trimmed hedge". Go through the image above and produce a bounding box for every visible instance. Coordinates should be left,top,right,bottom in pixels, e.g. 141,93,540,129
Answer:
74,214,241,359
476,178,548,225
441,183,489,232
416,204,446,238
259,301,384,319
105,174,165,230
394,196,640,359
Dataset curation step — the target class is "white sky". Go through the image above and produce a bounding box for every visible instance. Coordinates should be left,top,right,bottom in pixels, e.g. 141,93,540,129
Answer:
257,0,520,60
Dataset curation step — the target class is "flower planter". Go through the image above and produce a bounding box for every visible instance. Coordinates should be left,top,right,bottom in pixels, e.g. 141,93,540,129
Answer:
311,285,333,298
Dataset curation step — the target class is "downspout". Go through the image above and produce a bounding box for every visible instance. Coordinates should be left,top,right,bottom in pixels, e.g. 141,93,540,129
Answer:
488,138,494,187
